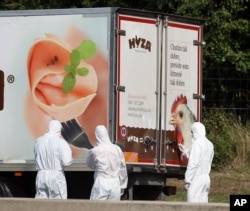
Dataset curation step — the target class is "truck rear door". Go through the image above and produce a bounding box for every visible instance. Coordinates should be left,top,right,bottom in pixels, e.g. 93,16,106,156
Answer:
162,16,203,167
116,12,161,165
116,10,204,170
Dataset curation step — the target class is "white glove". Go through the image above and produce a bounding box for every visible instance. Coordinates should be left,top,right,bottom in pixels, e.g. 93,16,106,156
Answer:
184,183,190,191
178,144,190,159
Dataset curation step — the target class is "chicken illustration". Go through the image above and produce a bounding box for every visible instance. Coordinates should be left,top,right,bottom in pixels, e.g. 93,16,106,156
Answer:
169,94,196,158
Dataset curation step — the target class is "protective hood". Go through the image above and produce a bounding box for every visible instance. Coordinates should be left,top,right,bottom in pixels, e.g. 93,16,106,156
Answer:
191,122,206,141
47,120,62,135
95,125,112,145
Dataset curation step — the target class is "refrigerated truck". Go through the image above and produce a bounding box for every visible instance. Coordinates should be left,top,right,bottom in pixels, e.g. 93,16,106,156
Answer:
0,7,205,199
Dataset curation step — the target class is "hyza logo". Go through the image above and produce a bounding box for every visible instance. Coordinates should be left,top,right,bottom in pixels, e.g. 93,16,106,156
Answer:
230,195,250,211
128,36,152,52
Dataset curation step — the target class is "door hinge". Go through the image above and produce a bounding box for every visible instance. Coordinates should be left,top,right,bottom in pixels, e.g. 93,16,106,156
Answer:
114,85,125,92
193,40,206,46
116,29,126,36
193,93,205,100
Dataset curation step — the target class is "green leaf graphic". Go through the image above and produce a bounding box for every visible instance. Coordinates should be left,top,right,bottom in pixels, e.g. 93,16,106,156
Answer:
62,73,76,93
77,67,89,76
64,64,73,73
70,49,81,67
77,40,96,60
62,39,96,93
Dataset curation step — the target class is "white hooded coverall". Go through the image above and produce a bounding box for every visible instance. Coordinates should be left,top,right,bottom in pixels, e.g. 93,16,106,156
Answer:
34,120,73,199
185,122,214,202
86,125,128,200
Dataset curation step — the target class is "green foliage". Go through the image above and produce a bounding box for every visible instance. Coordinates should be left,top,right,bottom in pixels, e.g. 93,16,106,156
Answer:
203,108,250,170
203,109,236,169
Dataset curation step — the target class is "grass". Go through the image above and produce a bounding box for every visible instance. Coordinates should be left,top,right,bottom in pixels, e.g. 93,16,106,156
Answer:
165,169,250,203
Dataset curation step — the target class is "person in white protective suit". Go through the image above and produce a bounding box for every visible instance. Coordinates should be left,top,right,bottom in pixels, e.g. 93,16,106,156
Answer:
86,125,128,200
184,122,214,202
34,120,73,199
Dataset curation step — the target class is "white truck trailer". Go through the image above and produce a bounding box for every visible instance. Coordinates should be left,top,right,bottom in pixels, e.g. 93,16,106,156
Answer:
0,7,205,199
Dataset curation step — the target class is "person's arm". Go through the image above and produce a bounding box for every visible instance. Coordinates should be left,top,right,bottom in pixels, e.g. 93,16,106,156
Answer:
61,139,73,166
86,149,96,169
118,149,128,189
